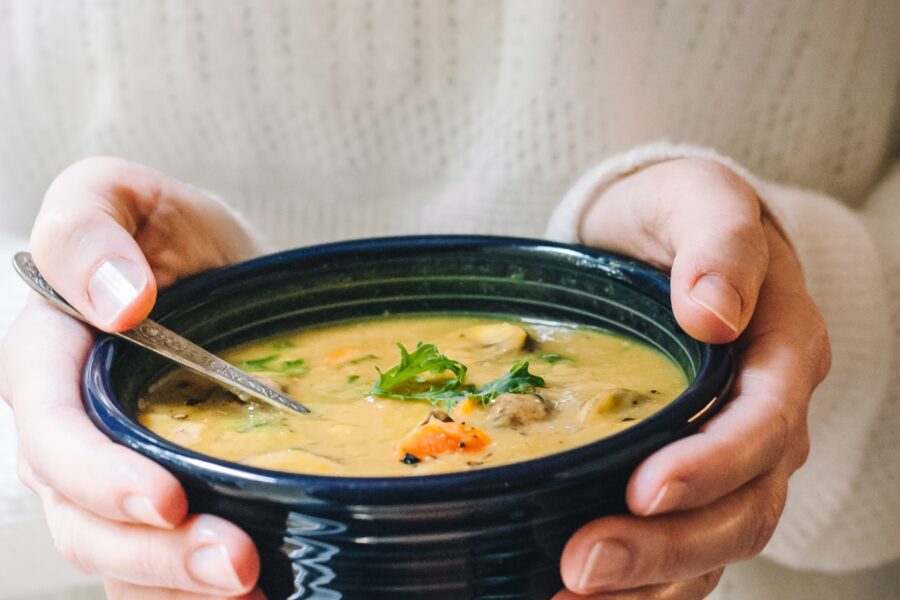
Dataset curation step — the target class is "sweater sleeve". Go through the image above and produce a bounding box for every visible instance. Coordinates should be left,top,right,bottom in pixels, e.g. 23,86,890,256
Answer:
546,142,898,572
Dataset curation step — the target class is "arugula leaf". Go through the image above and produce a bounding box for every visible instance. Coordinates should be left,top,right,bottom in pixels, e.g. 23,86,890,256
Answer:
280,358,309,376
474,361,545,402
240,355,279,370
349,353,378,364
373,343,467,394
238,355,308,376
371,343,544,411
538,353,570,364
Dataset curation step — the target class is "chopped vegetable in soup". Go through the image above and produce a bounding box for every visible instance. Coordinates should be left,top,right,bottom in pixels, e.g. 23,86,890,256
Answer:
138,315,687,476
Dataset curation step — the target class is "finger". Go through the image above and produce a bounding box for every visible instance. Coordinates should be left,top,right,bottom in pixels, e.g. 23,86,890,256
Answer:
561,474,785,594
553,568,723,600
31,157,255,332
5,298,188,527
31,157,161,331
37,486,258,595
664,161,769,342
580,158,769,343
626,223,828,516
105,579,266,600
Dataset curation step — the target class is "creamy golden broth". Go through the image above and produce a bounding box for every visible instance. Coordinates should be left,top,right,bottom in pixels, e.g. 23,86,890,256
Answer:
138,315,687,476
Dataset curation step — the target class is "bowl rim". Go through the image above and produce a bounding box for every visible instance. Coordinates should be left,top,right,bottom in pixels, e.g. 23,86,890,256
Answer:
83,235,734,501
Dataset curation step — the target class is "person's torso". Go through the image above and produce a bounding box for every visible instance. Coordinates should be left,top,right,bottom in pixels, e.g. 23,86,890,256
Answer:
2,0,898,247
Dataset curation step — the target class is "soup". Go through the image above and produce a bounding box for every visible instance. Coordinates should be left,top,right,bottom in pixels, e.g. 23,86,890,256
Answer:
138,315,687,476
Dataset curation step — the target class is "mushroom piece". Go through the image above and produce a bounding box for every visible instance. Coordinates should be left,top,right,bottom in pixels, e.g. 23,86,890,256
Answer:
578,388,649,425
459,323,529,353
489,392,552,427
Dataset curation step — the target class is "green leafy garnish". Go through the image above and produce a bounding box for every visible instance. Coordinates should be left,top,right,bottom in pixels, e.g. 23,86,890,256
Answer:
538,353,570,364
238,355,308,376
347,375,360,384
349,354,378,364
371,342,544,411
240,355,279,370
475,361,546,402
280,358,309,376
235,418,279,433
373,342,467,394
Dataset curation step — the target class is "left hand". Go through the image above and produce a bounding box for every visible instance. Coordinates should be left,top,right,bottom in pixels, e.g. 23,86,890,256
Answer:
555,158,832,599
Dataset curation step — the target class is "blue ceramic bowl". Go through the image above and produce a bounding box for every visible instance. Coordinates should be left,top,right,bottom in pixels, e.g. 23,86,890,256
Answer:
83,236,733,600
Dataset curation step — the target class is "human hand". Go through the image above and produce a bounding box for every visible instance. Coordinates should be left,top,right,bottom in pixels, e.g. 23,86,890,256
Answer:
555,158,831,599
0,158,264,599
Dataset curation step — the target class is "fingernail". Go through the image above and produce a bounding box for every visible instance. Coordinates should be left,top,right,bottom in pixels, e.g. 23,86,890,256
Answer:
88,258,147,325
122,494,170,527
645,480,687,515
690,274,741,332
577,540,632,592
188,544,243,591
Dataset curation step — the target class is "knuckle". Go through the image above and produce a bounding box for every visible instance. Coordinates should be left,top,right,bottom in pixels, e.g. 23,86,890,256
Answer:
698,567,726,598
764,402,791,468
679,158,761,210
52,156,130,192
814,317,833,383
22,444,52,488
791,429,811,470
796,303,832,387
131,533,176,583
745,485,785,557
19,414,77,488
30,205,76,270
15,453,37,493
103,580,125,600
660,530,692,576
712,212,764,246
47,502,96,574
0,344,9,403
33,156,145,244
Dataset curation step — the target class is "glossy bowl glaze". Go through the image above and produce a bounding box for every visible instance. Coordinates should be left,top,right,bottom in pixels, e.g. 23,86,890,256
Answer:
83,236,734,600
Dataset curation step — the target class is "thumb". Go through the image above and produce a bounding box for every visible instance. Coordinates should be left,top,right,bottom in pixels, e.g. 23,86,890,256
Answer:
666,175,769,344
668,214,768,343
30,158,159,332
579,158,770,344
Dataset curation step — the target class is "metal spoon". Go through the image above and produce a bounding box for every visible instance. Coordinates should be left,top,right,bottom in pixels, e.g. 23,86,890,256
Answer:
13,252,311,414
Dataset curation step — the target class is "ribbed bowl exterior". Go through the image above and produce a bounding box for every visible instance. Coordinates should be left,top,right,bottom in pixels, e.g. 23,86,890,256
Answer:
82,236,733,600
184,471,633,599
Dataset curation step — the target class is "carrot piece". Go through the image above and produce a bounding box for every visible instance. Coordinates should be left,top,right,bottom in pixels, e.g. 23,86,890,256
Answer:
325,347,362,365
395,420,491,461
451,397,479,419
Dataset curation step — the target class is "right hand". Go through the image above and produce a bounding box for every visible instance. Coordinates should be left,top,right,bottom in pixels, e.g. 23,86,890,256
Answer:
0,157,265,599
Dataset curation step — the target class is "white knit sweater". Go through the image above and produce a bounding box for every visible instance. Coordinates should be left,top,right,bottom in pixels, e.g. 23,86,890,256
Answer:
1,1,899,599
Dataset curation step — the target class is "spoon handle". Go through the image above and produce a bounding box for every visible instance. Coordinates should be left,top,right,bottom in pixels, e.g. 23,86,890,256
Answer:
13,252,311,414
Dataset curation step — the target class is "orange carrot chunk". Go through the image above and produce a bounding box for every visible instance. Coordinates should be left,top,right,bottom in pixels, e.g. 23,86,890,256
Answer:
325,347,362,365
395,420,491,462
451,397,479,419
